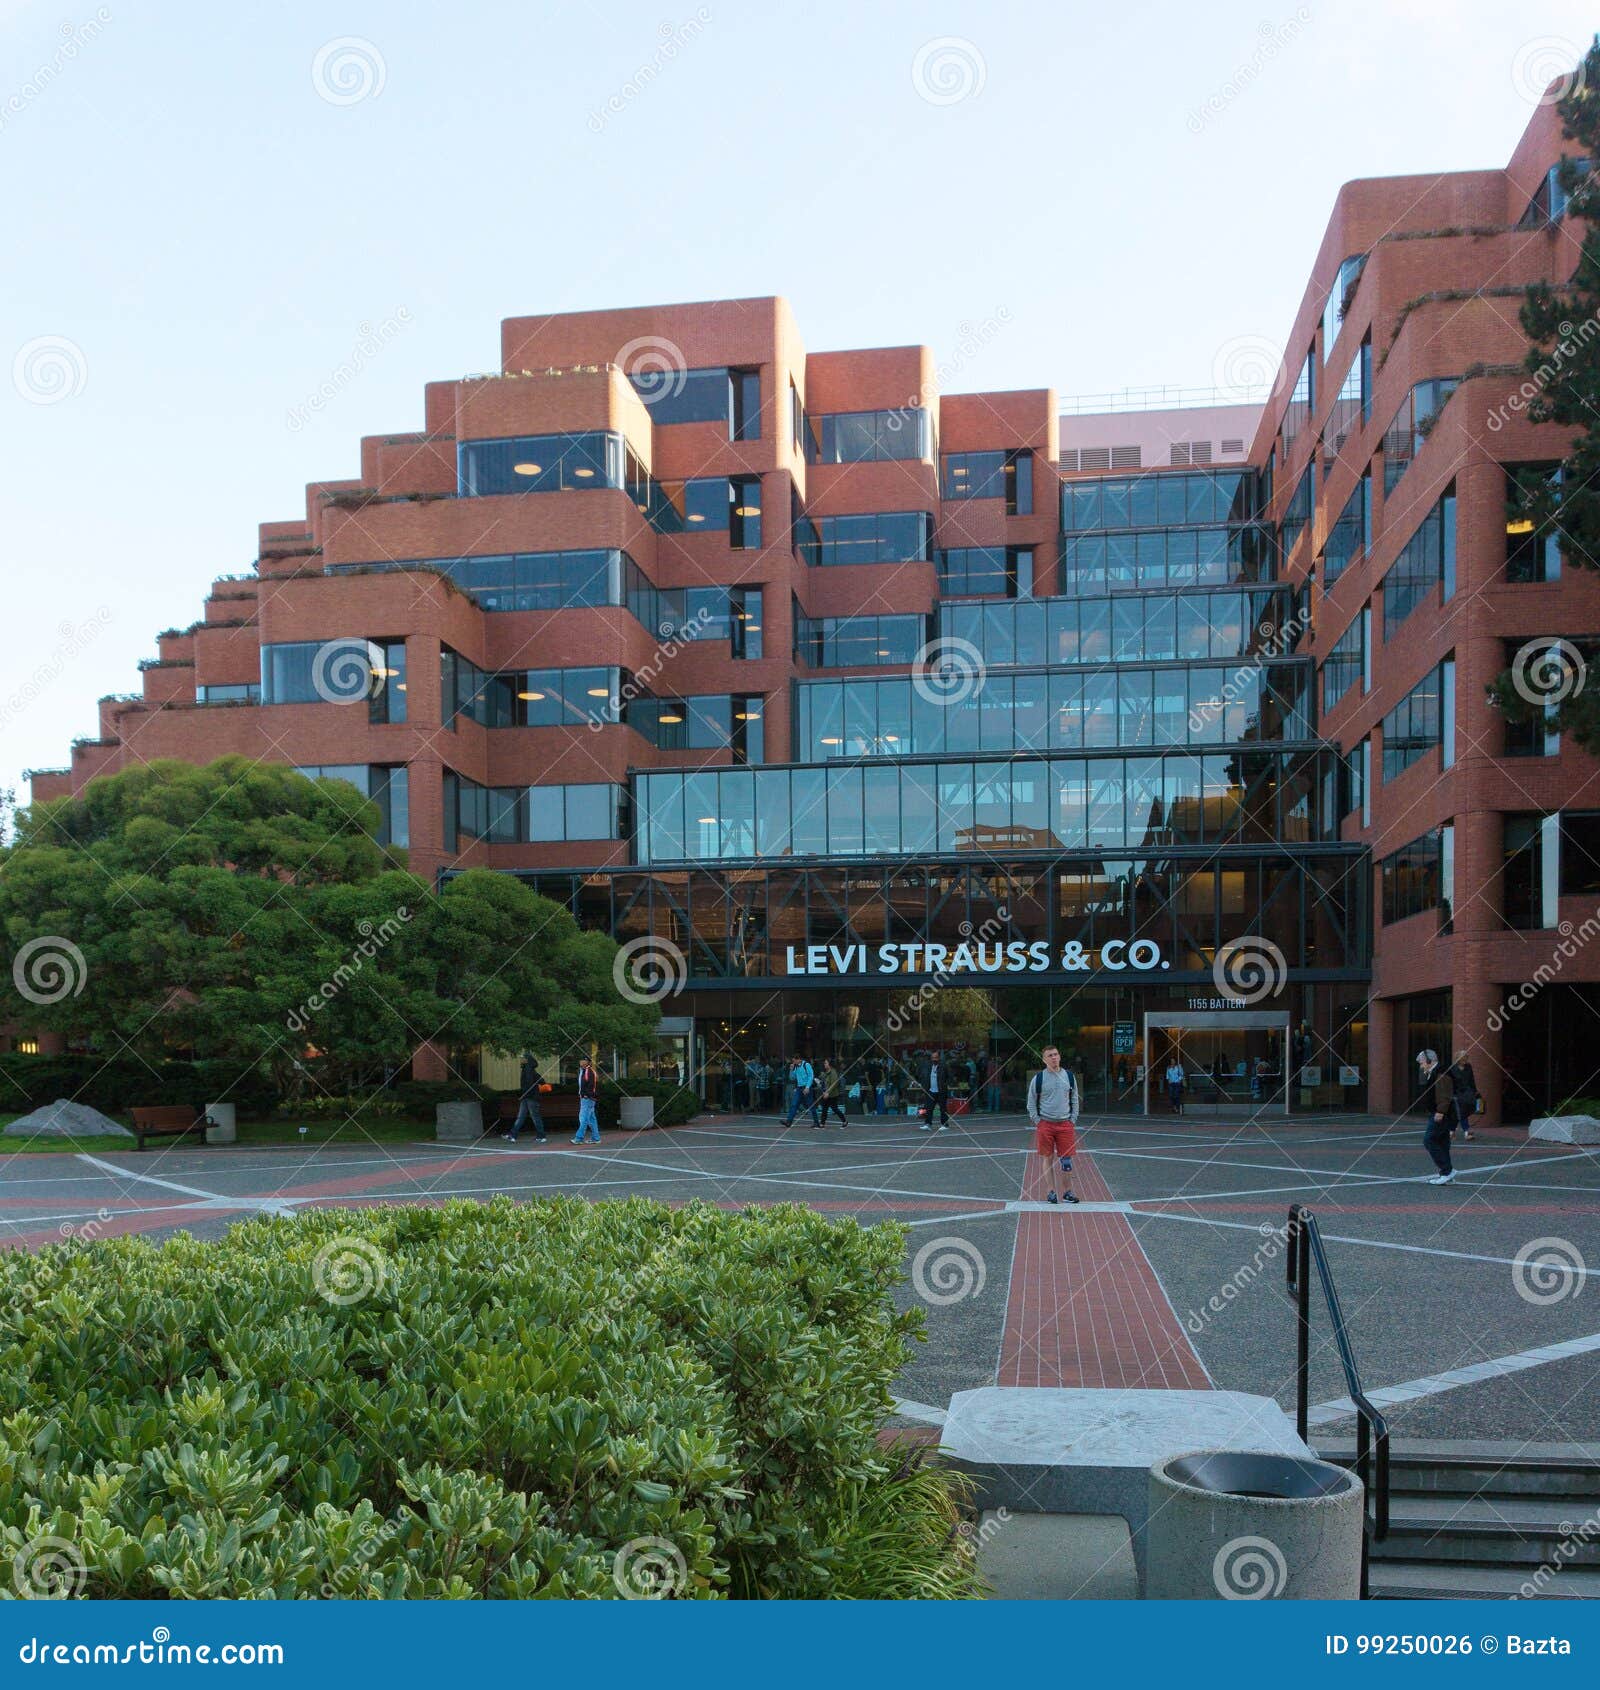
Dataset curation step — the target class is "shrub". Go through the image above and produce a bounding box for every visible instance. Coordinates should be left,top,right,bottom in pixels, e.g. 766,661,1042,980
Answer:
0,1199,975,1600
0,1055,277,1119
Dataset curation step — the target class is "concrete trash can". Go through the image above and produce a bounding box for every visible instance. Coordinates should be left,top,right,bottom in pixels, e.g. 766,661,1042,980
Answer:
204,1102,237,1146
435,1101,484,1142
619,1095,656,1130
1146,1449,1364,1600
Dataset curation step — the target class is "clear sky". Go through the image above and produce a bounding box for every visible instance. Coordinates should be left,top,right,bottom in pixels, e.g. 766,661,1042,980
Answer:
1,0,1594,806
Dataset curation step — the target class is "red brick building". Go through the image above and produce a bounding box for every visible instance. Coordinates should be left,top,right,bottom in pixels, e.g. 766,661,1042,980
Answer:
23,97,1600,1121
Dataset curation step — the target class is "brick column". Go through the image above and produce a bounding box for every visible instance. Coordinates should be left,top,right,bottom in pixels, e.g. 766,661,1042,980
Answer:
1368,995,1396,1114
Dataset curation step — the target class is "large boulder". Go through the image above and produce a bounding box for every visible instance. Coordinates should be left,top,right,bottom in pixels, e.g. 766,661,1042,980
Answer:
1530,1115,1600,1145
4,1098,134,1140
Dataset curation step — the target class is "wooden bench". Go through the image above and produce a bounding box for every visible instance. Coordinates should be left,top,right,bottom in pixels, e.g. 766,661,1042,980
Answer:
492,1093,582,1133
130,1105,213,1152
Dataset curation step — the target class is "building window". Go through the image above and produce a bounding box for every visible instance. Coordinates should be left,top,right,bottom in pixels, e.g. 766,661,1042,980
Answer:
1060,524,1274,593
1322,354,1365,473
1283,350,1315,448
1382,485,1456,639
795,613,928,667
369,638,407,725
1506,462,1563,582
808,511,934,566
650,585,764,654
728,476,763,548
1517,156,1593,228
447,773,624,846
1503,638,1563,757
790,381,805,454
1321,471,1370,586
1561,811,1600,895
1503,813,1559,930
457,430,621,496
731,586,763,659
195,683,261,705
1321,614,1365,713
1381,827,1451,925
443,650,624,730
1281,464,1314,557
1381,665,1444,782
939,546,1035,598
729,368,760,440
630,696,765,763
942,449,1033,514
294,764,408,848
1381,379,1459,494
1062,469,1258,532
1320,254,1367,361
262,640,390,707
806,408,930,463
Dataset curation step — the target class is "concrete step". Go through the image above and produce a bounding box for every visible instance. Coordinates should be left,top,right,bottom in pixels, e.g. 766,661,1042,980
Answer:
1368,1558,1600,1600
1379,1513,1600,1568
1318,1439,1600,1500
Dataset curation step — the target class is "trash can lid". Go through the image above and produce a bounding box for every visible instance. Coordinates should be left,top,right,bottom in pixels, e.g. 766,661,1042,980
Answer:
1161,1450,1355,1501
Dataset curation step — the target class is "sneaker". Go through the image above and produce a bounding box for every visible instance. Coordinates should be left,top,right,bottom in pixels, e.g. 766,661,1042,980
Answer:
1046,1191,1059,1204
919,1123,932,1131
1429,1171,1456,1185
536,1137,547,1144
1063,1191,1081,1204
1461,1130,1474,1141
937,1124,948,1132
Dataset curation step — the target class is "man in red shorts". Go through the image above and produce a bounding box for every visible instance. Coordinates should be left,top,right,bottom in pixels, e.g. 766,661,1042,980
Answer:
1027,1044,1081,1205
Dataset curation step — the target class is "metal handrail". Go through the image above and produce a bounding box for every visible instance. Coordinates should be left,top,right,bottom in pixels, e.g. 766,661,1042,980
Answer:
1286,1202,1390,1598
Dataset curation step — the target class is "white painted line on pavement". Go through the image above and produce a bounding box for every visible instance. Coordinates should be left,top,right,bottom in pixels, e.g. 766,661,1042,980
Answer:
76,1153,298,1215
1307,1331,1600,1426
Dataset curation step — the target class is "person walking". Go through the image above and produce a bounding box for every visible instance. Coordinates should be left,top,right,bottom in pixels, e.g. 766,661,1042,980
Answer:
783,1055,817,1127
574,1056,601,1144
1416,1048,1458,1184
501,1054,548,1144
920,1050,952,1131
1028,1044,1082,1205
1449,1051,1480,1141
1165,1057,1186,1116
816,1058,849,1127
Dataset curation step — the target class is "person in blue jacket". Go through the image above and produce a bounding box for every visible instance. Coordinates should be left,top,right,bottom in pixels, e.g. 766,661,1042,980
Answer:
783,1055,817,1127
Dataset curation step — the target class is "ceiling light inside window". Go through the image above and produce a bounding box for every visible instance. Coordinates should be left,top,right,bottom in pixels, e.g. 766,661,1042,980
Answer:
513,462,541,475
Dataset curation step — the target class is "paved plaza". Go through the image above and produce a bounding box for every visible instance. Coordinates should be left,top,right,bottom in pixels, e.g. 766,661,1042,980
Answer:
3,1111,1596,1447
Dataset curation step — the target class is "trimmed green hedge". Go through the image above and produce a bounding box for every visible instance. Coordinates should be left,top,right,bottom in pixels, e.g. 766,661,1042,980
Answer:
0,1199,974,1599
0,1055,277,1119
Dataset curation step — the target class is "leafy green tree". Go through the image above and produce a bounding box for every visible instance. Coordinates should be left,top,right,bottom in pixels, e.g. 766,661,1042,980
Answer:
1,759,658,1101
1492,41,1600,749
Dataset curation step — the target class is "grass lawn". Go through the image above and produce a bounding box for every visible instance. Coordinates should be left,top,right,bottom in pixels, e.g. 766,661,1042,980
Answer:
0,1113,438,1153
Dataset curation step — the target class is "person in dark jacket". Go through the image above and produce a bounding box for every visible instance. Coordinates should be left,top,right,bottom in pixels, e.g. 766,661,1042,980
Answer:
1416,1049,1457,1183
1449,1052,1479,1140
815,1058,849,1127
919,1051,952,1131
574,1056,601,1144
503,1055,547,1144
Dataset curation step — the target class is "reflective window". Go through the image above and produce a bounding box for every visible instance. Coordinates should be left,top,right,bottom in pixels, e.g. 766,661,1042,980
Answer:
806,408,930,462
1062,470,1257,532
1320,254,1367,361
1381,828,1447,924
942,449,1033,514
1382,485,1456,638
1382,379,1459,494
294,764,409,848
1381,666,1443,781
809,510,933,566
457,431,621,496
195,683,260,705
1518,157,1593,228
447,772,623,845
795,613,927,667
262,640,389,706
629,695,765,764
1322,614,1365,713
1506,462,1563,582
1321,472,1370,586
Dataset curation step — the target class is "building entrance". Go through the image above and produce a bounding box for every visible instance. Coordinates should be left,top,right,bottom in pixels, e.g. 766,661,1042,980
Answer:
1142,1011,1290,1116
